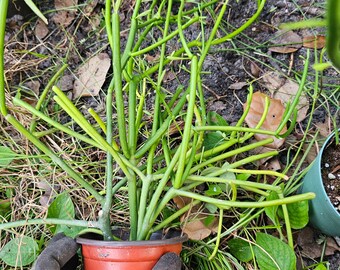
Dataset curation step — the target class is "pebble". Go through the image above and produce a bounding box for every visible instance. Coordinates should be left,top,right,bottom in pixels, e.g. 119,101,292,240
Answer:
325,163,330,168
328,173,336,180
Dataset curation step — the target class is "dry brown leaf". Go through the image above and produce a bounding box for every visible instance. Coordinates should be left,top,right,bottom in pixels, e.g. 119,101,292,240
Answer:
25,81,40,95
162,70,176,82
180,214,218,240
73,53,111,99
53,0,78,27
55,0,78,9
52,11,75,27
262,72,285,94
57,75,74,92
229,82,247,90
297,227,340,258
273,79,309,122
303,140,319,164
35,19,49,39
250,62,261,78
145,54,159,63
37,181,55,207
314,122,332,137
262,72,309,122
303,35,326,49
173,196,192,209
244,92,287,149
269,30,302,54
173,195,218,240
83,0,98,15
262,158,281,171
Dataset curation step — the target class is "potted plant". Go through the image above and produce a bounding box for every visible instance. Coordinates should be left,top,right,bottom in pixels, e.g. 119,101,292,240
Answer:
0,0,315,269
300,129,340,236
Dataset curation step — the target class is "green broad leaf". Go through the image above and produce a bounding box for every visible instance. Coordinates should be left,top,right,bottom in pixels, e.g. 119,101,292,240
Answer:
203,215,215,227
254,232,296,270
286,200,309,229
207,111,228,126
48,192,75,221
265,191,280,225
0,146,17,167
0,236,38,266
47,192,82,237
205,203,218,214
203,132,224,150
313,263,327,270
205,184,222,196
228,238,253,262
0,199,11,217
236,173,251,181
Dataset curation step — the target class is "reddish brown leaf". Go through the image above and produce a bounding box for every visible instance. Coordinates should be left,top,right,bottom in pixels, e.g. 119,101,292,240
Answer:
243,92,287,149
303,35,326,49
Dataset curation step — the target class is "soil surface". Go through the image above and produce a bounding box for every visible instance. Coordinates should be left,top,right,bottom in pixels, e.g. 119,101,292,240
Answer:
322,139,340,212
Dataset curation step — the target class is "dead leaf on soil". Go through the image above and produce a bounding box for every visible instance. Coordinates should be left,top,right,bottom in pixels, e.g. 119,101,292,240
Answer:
180,213,218,240
303,140,319,164
269,30,302,54
229,82,247,90
35,19,49,39
262,72,309,122
53,0,78,27
250,61,261,78
173,196,192,209
52,11,75,27
162,70,176,82
25,80,40,95
83,0,99,15
297,227,340,259
314,122,332,138
262,157,281,172
145,54,159,63
37,181,55,207
55,0,78,9
303,35,326,49
262,72,285,93
57,75,74,92
273,79,309,122
73,53,111,99
173,196,218,240
243,92,287,149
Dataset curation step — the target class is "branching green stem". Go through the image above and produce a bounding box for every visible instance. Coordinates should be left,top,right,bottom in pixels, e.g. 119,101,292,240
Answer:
0,0,8,116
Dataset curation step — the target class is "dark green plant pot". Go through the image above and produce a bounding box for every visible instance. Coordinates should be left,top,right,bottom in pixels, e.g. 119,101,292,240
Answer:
300,130,340,236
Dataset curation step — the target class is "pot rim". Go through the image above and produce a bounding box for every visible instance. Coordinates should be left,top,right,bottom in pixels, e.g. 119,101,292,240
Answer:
76,233,188,247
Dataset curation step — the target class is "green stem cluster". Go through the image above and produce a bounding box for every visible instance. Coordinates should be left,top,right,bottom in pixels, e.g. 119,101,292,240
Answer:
0,0,317,254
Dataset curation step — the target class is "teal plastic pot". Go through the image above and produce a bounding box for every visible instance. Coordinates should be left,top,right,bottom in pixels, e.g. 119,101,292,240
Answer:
300,130,340,236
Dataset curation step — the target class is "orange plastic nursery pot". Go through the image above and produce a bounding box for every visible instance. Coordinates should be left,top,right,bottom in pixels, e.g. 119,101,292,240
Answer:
76,231,188,270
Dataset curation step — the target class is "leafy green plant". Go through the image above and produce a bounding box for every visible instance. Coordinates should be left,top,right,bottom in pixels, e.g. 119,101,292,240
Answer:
0,0,316,268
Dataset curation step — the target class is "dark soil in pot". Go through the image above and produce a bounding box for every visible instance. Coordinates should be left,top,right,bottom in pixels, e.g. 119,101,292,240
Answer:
321,139,340,213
